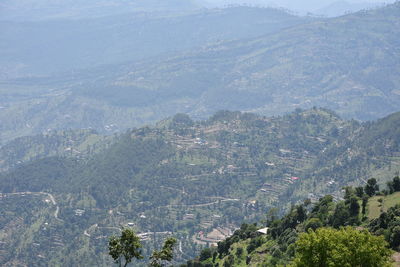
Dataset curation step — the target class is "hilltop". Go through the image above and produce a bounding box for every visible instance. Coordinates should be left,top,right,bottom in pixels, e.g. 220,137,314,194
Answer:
0,108,399,265
1,3,399,142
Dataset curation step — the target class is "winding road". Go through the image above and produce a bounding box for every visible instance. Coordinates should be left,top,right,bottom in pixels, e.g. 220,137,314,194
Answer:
165,197,240,208
0,191,63,221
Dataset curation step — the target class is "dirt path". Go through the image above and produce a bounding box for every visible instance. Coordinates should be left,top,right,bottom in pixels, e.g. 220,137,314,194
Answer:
84,224,99,237
165,198,239,208
393,252,400,266
45,192,63,221
160,186,187,195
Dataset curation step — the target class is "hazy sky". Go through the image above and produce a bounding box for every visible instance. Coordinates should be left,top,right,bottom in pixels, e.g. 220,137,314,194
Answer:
0,0,397,21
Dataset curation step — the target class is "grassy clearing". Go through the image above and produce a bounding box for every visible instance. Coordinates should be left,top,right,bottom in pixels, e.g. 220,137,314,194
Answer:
368,192,400,219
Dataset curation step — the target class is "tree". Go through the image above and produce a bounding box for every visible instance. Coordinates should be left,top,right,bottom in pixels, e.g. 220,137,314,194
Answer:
296,205,307,223
387,181,395,194
348,196,360,217
236,247,243,257
223,255,234,267
365,178,379,197
199,247,212,261
149,237,177,267
362,195,369,215
330,202,349,228
266,207,278,226
393,176,400,192
304,218,322,231
390,226,400,249
343,186,355,201
291,227,392,267
108,228,143,267
355,186,364,198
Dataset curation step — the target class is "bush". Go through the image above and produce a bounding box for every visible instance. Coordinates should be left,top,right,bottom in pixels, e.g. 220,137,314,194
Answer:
291,227,392,267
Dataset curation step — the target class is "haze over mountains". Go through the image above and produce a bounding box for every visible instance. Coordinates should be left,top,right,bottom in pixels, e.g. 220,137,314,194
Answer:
0,0,202,21
0,7,308,77
1,0,394,21
205,0,392,15
1,2,399,143
1,1,400,266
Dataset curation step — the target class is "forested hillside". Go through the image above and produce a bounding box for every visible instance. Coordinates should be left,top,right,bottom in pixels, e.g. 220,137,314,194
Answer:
91,2,399,121
0,129,111,172
1,3,399,142
188,178,400,266
0,108,399,266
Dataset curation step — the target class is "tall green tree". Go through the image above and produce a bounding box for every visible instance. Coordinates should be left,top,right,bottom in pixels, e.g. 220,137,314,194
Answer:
392,176,400,192
291,227,392,267
362,195,369,215
348,196,360,217
149,237,177,267
108,228,143,267
355,186,364,198
365,178,379,197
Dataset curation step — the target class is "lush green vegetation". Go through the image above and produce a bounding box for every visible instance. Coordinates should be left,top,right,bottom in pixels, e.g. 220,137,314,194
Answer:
0,129,110,172
0,108,399,265
189,177,400,266
109,228,144,267
291,227,392,267
368,192,400,219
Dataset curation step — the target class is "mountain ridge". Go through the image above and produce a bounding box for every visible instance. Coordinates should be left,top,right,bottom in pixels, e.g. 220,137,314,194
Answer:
2,3,399,144
0,108,399,265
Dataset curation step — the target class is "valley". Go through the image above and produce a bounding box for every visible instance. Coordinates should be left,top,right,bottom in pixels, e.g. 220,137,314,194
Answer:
1,3,399,143
0,1,399,266
0,108,399,265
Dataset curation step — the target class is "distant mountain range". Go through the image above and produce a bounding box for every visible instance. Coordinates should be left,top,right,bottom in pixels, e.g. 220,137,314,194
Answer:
314,1,385,16
0,3,399,143
0,0,202,21
0,7,308,77
84,2,399,121
2,2,399,143
1,0,392,21
203,0,394,16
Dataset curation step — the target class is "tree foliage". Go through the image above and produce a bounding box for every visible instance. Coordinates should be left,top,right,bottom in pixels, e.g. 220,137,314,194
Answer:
365,178,379,197
291,227,392,267
369,204,400,250
108,228,143,267
149,237,177,267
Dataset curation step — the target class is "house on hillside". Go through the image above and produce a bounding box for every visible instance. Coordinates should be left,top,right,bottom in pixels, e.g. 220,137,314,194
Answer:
257,227,269,235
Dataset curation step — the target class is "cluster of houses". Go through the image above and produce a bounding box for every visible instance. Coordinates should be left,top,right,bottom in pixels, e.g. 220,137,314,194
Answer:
74,209,85,216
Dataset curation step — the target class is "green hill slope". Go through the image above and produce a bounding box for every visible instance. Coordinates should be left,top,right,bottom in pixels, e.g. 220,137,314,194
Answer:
0,129,110,172
189,185,400,267
0,108,399,265
368,191,400,219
